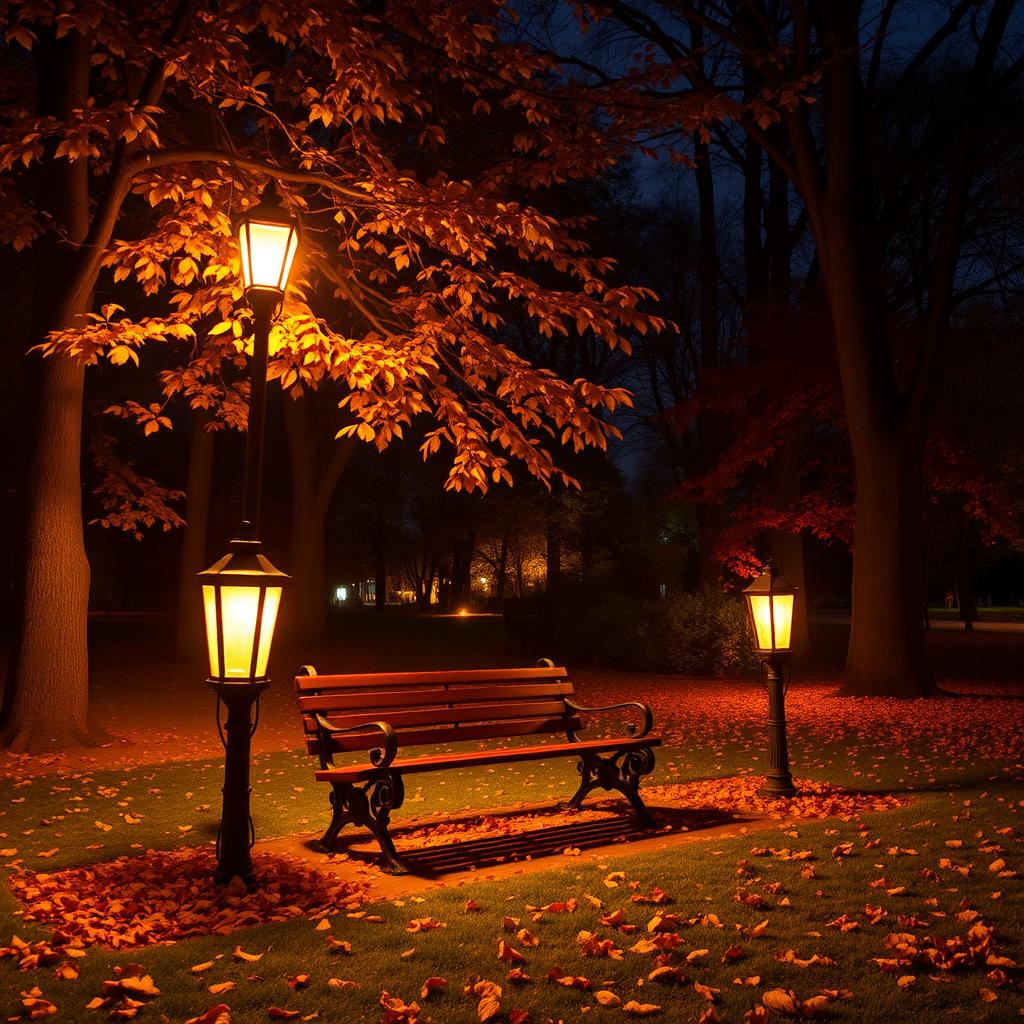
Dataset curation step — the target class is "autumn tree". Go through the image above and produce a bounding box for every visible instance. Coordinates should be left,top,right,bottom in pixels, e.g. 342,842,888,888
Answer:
0,0,661,751
545,0,1021,695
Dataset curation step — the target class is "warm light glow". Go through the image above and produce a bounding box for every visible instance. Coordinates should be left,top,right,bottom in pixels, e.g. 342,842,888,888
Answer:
458,607,470,617
748,593,793,652
238,221,298,294
203,583,282,679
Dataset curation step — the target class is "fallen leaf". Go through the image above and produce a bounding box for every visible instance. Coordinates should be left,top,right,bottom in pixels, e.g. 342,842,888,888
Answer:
420,977,446,1000
622,1000,662,1016
498,940,526,964
184,1005,231,1024
763,989,800,1015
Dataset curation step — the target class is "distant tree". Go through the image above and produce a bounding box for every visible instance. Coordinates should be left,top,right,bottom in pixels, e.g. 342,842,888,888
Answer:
546,0,1021,695
0,0,662,751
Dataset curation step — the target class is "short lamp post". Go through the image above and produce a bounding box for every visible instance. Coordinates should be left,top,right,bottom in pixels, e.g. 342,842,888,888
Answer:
743,568,798,799
199,181,299,886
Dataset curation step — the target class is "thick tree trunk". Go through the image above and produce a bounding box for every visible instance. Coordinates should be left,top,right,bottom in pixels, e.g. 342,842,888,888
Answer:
2,356,95,751
843,434,929,695
175,407,215,662
2,29,103,752
811,4,930,697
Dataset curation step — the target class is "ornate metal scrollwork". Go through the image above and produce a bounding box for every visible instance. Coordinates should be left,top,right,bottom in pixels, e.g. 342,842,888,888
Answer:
320,771,408,874
563,746,657,826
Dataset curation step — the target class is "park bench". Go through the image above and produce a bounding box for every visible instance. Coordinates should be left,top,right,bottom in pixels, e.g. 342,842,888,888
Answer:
294,660,660,873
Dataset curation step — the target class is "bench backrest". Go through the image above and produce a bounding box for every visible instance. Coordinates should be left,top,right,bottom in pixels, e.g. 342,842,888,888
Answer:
294,664,578,759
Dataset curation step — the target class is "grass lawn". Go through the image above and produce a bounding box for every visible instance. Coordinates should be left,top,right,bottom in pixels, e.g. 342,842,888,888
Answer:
1,620,1022,1022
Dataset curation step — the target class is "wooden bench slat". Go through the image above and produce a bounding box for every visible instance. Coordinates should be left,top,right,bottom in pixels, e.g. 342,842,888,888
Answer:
296,681,575,715
306,716,580,756
294,665,566,692
314,735,662,782
302,699,573,735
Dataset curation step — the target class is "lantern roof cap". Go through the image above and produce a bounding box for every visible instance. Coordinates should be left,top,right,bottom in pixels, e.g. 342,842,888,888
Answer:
742,566,797,597
198,539,290,586
234,179,300,232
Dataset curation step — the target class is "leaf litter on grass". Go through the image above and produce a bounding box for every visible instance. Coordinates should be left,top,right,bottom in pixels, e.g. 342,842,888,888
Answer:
2,846,369,952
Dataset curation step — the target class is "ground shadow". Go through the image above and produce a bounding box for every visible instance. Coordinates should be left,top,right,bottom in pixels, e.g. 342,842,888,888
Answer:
306,802,750,878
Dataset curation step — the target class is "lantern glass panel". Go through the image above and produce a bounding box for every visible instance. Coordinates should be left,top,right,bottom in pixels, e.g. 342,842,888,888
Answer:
239,221,298,293
748,592,794,652
202,583,283,680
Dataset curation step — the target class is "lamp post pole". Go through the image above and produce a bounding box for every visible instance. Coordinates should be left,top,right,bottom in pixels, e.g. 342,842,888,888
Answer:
761,653,795,798
237,291,277,541
200,180,298,889
743,568,798,801
210,295,277,888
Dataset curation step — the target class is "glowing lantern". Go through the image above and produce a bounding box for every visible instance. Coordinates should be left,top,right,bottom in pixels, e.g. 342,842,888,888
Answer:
236,181,300,300
200,542,288,682
743,568,796,654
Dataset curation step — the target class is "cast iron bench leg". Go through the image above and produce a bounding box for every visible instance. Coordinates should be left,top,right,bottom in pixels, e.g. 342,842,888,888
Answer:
322,774,408,874
563,748,657,827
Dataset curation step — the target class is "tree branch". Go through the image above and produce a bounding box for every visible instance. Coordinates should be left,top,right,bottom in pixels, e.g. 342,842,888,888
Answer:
909,0,1016,430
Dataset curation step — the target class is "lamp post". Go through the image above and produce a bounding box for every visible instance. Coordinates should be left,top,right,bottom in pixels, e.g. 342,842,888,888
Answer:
743,568,797,799
199,181,299,886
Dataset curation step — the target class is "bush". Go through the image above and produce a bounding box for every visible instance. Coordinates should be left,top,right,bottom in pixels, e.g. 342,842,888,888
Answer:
577,588,757,675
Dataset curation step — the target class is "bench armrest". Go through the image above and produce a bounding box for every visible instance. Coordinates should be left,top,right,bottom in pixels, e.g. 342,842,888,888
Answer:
315,715,398,770
564,699,655,741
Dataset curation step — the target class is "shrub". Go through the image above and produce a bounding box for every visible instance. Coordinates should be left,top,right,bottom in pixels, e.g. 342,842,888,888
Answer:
578,588,757,675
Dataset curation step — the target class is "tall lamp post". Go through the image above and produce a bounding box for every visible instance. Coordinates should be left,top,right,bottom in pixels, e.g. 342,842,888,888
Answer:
743,568,798,799
199,181,299,886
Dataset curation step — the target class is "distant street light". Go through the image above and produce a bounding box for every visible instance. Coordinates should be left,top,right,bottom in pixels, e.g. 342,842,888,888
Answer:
743,568,797,798
199,180,299,887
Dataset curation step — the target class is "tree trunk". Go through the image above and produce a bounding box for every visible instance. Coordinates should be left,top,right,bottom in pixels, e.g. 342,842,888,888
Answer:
767,441,810,661
373,541,387,610
2,29,102,752
812,4,930,697
3,356,95,751
495,536,509,602
843,434,929,695
545,494,562,596
692,21,723,588
175,407,215,662
954,515,979,631
283,391,355,647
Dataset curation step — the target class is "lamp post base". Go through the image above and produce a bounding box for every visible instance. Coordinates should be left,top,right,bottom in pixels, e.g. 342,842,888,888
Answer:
209,680,270,888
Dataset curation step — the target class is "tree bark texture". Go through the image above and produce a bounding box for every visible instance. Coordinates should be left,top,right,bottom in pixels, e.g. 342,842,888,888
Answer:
810,0,1013,694
3,29,99,751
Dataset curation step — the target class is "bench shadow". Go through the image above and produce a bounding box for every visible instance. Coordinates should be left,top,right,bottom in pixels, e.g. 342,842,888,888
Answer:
306,803,749,878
